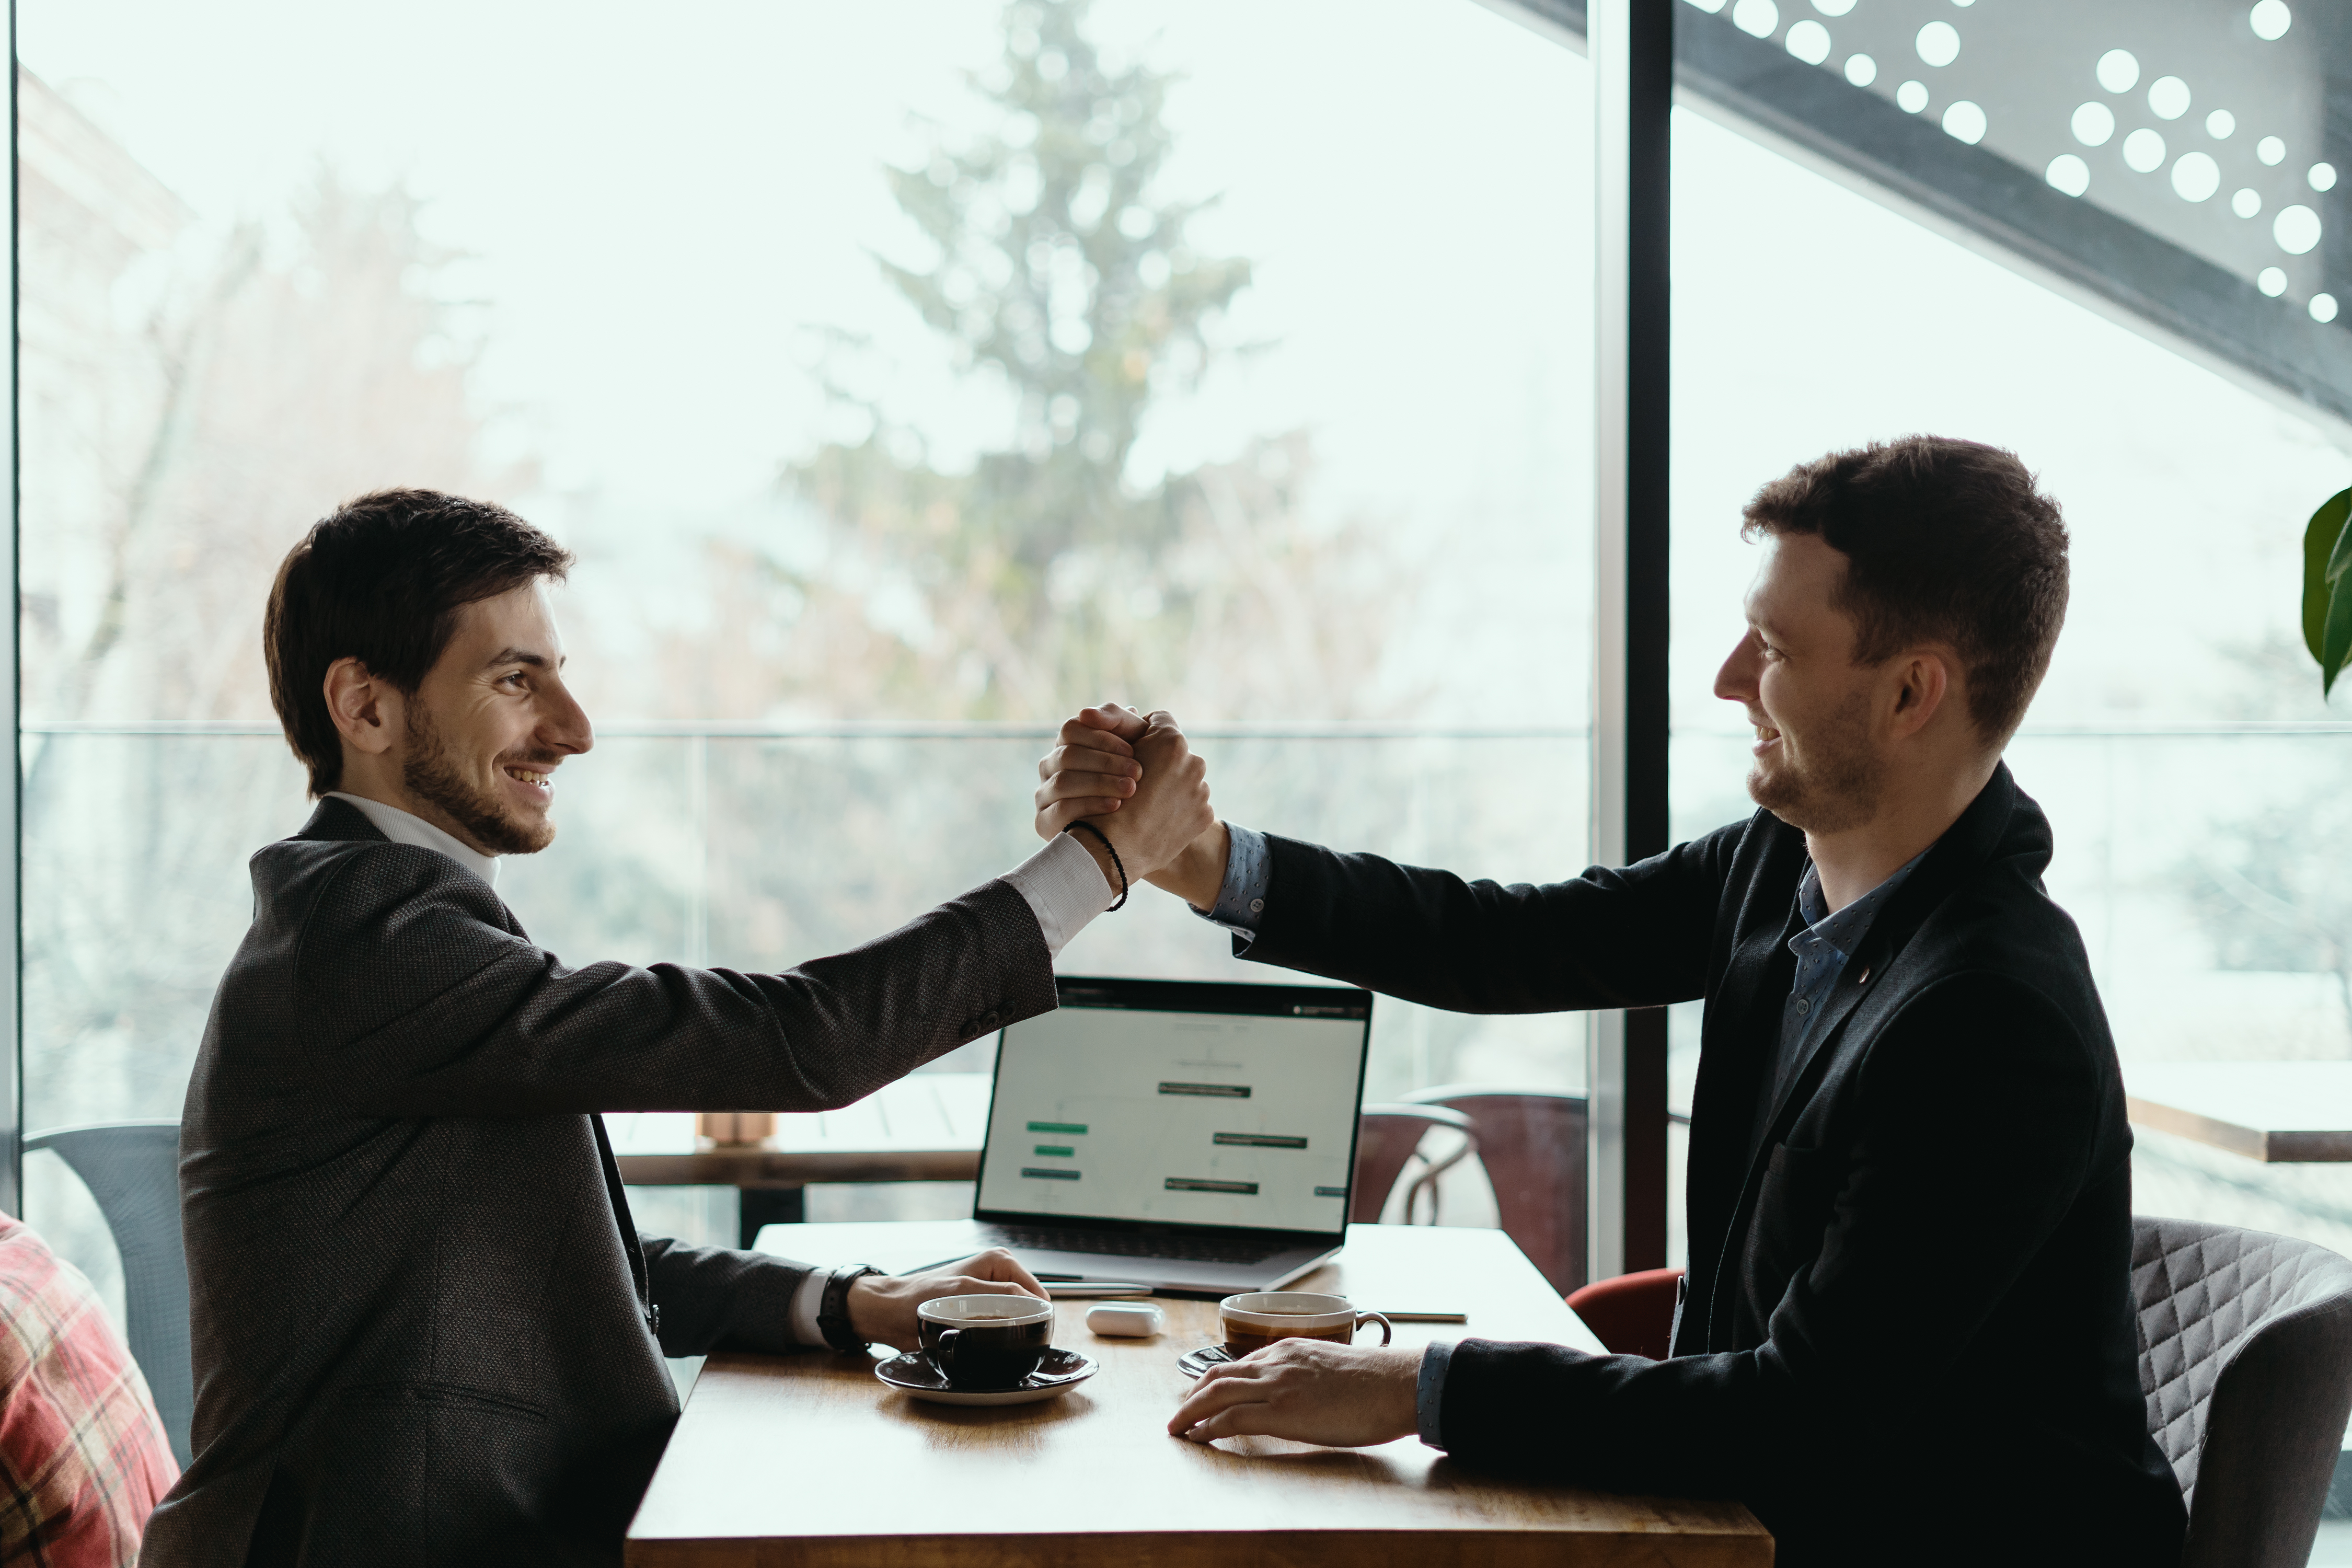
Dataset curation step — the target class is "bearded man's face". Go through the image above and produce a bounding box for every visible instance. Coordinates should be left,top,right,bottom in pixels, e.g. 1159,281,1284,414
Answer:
394,584,589,856
1714,532,1889,835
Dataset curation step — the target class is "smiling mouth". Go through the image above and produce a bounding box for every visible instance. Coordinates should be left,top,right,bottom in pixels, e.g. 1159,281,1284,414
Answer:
504,766,553,788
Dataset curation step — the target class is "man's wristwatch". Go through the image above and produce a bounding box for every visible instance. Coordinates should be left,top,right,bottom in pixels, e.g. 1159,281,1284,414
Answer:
817,1264,882,1353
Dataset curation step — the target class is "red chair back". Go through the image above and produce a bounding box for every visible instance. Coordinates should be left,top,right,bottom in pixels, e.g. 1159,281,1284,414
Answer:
1407,1088,1587,1294
1566,1265,1684,1359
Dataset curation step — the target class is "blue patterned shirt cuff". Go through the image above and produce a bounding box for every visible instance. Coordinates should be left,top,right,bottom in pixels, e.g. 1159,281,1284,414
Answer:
1191,823,1271,941
1415,1340,1453,1449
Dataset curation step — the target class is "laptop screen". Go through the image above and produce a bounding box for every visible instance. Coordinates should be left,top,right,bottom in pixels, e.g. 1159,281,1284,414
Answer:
974,977,1374,1237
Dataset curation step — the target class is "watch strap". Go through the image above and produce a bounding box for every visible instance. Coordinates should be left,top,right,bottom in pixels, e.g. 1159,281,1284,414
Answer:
818,1264,881,1353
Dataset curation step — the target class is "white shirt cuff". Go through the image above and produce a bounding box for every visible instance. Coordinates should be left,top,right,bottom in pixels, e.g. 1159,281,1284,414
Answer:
1002,833,1117,959
789,1267,831,1347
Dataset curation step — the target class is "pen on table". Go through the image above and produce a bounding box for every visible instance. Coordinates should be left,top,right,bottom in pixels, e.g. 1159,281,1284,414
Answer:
1380,1311,1469,1323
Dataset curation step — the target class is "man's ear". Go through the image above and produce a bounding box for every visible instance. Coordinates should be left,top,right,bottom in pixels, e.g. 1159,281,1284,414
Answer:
1888,649,1953,739
324,657,398,757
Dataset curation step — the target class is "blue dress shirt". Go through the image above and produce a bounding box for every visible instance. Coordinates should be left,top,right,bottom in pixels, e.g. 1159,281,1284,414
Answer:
1758,851,1923,1135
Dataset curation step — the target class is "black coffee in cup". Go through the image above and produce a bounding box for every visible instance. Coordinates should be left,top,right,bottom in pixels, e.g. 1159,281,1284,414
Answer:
916,1295,1054,1389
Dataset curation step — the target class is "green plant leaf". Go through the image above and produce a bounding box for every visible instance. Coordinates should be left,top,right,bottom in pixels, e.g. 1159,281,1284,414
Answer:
2304,487,2352,670
2328,580,2352,696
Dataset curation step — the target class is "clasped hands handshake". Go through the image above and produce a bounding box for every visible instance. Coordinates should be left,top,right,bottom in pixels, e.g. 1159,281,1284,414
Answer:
1001,701,1425,1448
763,710,1246,1386
1030,702,1227,906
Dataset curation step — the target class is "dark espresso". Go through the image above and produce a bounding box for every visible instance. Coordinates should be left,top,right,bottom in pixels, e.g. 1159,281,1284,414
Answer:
1223,1322,1352,1356
919,1313,1051,1390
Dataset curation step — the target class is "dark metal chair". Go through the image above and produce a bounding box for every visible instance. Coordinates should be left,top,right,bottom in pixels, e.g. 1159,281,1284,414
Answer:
1352,1104,1476,1225
25,1121,191,1467
2133,1215,2352,1568
1404,1086,1587,1295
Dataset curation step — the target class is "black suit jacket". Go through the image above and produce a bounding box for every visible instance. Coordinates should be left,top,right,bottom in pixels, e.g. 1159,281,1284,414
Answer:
1239,765,2185,1565
141,799,1058,1567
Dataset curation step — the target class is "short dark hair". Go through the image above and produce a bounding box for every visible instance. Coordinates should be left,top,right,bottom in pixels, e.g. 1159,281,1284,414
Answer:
266,488,574,795
1741,436,2068,743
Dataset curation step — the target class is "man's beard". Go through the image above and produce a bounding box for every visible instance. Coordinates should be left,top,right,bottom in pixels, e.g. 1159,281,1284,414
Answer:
1746,689,1885,835
402,707,557,856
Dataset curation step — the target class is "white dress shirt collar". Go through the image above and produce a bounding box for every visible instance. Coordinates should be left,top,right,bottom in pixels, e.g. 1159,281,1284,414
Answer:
325,791,501,887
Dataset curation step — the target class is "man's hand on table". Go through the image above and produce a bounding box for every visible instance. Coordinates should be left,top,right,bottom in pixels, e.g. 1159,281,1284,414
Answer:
1034,704,1226,907
844,1249,1046,1351
1167,1340,1422,1448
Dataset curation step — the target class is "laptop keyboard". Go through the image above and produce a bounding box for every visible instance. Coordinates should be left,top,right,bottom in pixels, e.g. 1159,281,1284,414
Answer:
982,1225,1290,1266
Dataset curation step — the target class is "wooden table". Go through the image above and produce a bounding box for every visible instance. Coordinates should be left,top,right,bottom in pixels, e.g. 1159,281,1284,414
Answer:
625,1222,1771,1566
2124,1062,2352,1162
605,1075,989,1243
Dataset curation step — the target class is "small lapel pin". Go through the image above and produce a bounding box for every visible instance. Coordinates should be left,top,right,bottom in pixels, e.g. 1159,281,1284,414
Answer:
1856,966,1872,987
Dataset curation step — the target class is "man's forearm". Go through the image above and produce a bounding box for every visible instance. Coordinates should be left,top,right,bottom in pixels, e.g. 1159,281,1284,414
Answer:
642,1233,811,1356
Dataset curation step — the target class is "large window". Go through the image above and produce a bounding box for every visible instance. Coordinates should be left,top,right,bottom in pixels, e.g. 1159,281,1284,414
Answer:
16,1,1593,1292
36,3,2352,1495
1666,94,2349,1260
1661,16,2352,1523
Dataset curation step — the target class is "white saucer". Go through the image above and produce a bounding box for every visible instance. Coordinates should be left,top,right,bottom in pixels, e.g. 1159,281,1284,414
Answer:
874,1347,1099,1406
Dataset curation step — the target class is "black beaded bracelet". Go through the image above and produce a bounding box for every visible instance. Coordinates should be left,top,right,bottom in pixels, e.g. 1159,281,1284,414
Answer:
1066,821,1128,912
818,1263,881,1353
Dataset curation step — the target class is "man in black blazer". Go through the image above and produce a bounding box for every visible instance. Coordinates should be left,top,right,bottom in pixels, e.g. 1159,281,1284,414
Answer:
1040,437,2185,1564
144,489,1212,1566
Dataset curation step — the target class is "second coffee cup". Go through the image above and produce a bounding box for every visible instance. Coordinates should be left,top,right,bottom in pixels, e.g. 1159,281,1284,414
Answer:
917,1295,1054,1389
1219,1291,1392,1356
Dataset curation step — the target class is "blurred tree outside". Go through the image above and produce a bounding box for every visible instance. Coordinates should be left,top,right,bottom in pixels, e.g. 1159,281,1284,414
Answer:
2175,634,2352,1051
525,0,1480,1036
660,0,1402,725
19,67,520,1125
13,5,1575,1156
17,65,542,1310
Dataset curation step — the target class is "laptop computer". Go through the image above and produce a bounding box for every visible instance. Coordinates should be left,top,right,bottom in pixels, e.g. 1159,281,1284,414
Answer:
956,975,1374,1297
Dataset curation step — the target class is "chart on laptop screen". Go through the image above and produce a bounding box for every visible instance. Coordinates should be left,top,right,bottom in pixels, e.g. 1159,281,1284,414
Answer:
977,1001,1366,1232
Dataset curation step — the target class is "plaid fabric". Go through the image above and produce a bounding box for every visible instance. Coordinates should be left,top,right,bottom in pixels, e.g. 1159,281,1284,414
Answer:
0,1217,176,1566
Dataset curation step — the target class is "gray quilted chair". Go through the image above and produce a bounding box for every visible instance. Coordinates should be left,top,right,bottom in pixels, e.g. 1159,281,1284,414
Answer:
23,1121,191,1467
2134,1215,2352,1568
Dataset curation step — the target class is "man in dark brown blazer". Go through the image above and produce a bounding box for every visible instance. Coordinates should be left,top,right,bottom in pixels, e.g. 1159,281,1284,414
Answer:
140,489,1212,1566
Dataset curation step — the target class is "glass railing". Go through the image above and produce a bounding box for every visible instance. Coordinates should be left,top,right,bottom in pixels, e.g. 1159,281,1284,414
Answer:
36,718,2352,1299
18,720,1596,1140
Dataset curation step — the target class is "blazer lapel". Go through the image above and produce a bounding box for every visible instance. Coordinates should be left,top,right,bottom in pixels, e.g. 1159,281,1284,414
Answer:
592,1110,655,1334
1747,925,1881,1154
1681,828,1807,1349
1698,816,1812,1148
1698,766,2024,1350
1743,763,2022,1164
1725,891,1807,1180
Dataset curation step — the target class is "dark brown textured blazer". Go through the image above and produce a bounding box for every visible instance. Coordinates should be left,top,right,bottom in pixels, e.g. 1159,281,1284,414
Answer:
139,798,1057,1567
1236,765,2187,1567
